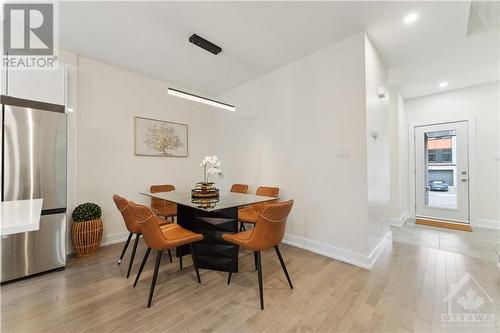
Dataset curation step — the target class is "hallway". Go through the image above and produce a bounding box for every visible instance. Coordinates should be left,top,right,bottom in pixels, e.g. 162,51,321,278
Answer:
392,220,500,263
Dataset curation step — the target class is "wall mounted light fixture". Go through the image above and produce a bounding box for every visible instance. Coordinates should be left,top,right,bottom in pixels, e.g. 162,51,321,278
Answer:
377,87,387,99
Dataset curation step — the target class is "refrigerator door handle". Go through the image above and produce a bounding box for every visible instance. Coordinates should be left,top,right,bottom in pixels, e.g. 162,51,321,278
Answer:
41,208,67,215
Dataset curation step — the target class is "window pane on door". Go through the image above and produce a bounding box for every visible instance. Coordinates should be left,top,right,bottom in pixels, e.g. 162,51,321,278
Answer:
424,130,457,209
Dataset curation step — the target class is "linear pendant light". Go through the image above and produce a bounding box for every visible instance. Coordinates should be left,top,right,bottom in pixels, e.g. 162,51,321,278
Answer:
168,88,236,112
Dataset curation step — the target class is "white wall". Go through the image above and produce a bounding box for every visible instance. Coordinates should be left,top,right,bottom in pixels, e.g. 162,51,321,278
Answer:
364,36,391,251
405,82,500,229
213,33,390,268
389,88,409,225
60,50,79,253
77,57,215,244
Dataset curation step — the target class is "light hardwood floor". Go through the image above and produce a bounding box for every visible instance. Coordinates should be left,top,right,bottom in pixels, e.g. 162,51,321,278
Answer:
392,219,500,263
1,238,499,332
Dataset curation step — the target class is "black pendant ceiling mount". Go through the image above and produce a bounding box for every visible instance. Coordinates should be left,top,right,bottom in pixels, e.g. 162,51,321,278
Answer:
171,33,235,111
189,34,222,55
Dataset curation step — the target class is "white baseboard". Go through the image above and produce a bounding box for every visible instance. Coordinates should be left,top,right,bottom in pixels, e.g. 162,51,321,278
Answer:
282,231,392,270
390,211,409,227
474,219,500,230
367,231,393,269
101,231,131,247
87,230,395,271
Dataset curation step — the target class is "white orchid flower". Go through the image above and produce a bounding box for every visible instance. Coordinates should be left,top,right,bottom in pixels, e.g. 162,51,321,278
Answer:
200,155,223,182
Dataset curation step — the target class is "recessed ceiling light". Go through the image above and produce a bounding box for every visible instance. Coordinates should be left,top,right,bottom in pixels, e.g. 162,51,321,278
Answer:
403,13,419,25
438,81,449,88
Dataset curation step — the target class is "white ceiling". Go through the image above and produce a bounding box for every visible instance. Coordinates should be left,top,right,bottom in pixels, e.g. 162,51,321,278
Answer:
60,1,499,99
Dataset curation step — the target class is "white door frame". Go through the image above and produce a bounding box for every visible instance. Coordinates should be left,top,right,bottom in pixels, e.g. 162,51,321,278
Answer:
415,121,469,222
408,117,477,225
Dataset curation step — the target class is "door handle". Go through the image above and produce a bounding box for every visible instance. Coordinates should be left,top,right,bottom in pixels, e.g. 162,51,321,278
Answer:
461,178,468,182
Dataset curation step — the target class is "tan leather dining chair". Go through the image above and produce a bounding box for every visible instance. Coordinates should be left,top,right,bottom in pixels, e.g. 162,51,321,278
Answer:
113,195,173,278
223,199,294,310
129,202,203,307
238,186,279,231
230,183,249,194
150,185,177,222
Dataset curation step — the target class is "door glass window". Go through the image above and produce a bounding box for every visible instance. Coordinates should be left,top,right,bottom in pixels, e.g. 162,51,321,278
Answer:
424,130,457,209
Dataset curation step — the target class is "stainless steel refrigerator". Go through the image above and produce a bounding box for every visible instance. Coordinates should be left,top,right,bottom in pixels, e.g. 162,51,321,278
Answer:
1,95,67,283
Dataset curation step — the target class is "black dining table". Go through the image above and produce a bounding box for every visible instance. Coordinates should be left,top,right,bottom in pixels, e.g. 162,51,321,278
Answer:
141,191,278,273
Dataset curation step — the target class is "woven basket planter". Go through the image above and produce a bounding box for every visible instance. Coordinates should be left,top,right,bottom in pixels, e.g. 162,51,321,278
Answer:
72,218,103,258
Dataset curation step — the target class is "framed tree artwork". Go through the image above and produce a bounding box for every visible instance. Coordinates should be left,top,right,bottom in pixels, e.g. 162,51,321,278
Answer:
134,117,188,157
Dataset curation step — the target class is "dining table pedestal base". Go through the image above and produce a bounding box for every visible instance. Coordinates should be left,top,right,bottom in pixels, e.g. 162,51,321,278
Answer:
176,205,239,273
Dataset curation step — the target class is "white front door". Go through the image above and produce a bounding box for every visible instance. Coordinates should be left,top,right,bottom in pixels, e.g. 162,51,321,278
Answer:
415,121,469,223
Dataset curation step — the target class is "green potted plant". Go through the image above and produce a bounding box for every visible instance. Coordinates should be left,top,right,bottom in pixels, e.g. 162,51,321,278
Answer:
71,203,103,257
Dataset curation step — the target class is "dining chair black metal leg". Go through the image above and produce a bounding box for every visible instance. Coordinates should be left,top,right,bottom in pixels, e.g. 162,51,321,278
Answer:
171,216,175,223
179,254,183,270
134,247,151,287
256,251,264,310
126,233,140,278
227,245,238,285
254,251,258,271
274,245,293,289
147,250,163,308
168,249,173,263
118,233,133,265
189,243,201,284
240,223,246,232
